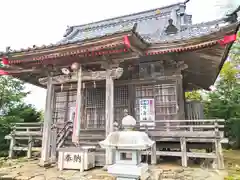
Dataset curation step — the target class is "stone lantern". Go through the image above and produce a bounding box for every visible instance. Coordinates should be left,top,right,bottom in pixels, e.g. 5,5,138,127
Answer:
99,115,154,180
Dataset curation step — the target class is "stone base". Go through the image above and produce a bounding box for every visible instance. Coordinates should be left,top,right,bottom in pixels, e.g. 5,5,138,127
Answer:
108,163,149,180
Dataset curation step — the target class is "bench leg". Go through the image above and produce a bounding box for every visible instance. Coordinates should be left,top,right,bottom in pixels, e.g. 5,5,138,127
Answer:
180,137,187,167
27,136,33,159
9,137,16,158
151,141,157,165
215,139,224,169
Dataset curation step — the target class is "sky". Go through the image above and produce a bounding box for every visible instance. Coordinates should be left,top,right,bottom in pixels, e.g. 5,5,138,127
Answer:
0,0,238,110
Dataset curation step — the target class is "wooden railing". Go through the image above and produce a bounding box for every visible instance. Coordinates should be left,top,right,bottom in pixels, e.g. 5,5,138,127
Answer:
121,119,226,139
8,122,43,137
56,121,73,148
5,122,43,158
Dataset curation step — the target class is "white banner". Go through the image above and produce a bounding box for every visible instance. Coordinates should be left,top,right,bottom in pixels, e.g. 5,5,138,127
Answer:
139,99,155,129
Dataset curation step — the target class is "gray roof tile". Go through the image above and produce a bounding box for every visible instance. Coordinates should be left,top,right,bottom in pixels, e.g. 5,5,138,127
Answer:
60,23,137,44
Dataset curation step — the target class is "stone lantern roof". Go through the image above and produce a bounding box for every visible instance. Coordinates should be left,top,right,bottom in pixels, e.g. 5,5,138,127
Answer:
99,114,154,150
99,131,154,150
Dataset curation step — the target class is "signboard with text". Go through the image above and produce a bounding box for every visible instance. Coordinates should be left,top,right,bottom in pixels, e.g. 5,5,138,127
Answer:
63,152,83,170
139,99,155,129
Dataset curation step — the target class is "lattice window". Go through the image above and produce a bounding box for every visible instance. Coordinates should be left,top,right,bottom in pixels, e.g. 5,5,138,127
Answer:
134,83,178,128
114,86,129,123
155,84,178,120
54,92,68,123
85,87,105,129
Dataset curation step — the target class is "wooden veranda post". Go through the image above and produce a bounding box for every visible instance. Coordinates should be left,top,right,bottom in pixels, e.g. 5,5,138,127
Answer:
105,68,114,166
40,76,55,166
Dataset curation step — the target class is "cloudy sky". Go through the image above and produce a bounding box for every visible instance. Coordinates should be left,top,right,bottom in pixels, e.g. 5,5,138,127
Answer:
0,0,238,110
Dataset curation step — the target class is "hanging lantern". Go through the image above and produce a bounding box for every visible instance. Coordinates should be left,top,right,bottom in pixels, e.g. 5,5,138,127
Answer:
93,81,96,88
71,62,80,71
61,84,64,92
70,84,73,90
83,82,85,89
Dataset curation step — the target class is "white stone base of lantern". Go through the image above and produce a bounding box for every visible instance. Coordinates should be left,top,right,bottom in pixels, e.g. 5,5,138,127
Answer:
108,163,149,180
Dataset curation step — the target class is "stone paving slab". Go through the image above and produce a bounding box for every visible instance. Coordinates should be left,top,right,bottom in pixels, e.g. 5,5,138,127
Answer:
0,159,228,180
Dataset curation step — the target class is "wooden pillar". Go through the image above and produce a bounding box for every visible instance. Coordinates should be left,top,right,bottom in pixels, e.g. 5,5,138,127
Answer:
40,76,54,166
50,89,57,162
151,141,157,165
27,136,33,159
50,127,57,162
105,69,114,166
72,66,82,144
180,137,187,167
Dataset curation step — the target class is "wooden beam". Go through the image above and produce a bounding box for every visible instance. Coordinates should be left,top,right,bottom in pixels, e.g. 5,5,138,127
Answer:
38,67,123,85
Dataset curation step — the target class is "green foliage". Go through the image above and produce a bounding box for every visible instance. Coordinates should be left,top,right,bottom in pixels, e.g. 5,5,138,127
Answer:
0,76,42,154
0,76,29,113
230,31,240,64
204,61,240,148
7,103,42,123
185,90,203,101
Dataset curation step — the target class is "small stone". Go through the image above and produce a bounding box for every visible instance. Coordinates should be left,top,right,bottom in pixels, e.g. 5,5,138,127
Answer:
1,174,16,180
30,176,46,180
15,175,30,180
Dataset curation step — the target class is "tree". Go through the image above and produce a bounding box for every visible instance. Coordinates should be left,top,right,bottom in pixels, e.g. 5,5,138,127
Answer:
0,76,42,154
204,61,240,148
185,90,203,101
230,31,240,65
7,103,42,123
0,76,28,113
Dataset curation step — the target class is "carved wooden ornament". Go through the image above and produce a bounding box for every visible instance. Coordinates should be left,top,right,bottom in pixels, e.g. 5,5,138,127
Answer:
38,67,123,85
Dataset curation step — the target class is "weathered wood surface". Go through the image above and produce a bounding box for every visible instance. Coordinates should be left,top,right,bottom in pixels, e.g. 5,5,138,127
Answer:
5,122,43,138
5,122,43,158
38,67,123,85
142,151,217,159
72,66,82,144
105,68,114,166
40,77,55,166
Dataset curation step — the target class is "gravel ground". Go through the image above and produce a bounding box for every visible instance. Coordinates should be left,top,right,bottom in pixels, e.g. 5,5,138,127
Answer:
0,159,228,180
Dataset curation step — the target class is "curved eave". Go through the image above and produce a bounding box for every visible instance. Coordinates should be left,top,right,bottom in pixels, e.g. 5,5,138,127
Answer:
6,33,140,65
144,22,239,90
215,23,240,84
2,25,139,60
145,22,239,54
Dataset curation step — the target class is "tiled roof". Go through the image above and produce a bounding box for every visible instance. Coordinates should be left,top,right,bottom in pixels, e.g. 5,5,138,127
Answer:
61,17,238,45
1,2,239,56
60,23,137,44
62,2,184,37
